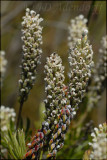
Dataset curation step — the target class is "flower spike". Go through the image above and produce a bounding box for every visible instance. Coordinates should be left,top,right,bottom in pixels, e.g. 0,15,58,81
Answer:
18,8,43,103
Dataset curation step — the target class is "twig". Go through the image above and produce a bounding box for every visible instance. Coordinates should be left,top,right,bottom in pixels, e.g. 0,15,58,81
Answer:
40,150,43,160
16,101,24,129
87,0,96,26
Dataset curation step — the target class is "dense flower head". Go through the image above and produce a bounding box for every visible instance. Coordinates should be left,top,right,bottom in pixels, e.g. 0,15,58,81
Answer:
18,8,43,103
68,15,88,49
45,53,71,157
94,35,107,92
0,105,16,132
24,53,72,159
0,106,16,156
89,123,107,159
44,53,76,158
68,30,94,109
0,51,7,86
87,35,107,110
44,53,66,114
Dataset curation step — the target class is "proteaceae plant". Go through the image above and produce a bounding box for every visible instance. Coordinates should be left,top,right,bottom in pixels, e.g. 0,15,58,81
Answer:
45,54,71,158
88,123,107,159
17,8,43,128
24,30,94,159
47,30,94,158
0,51,7,87
68,15,88,49
1,6,106,160
18,8,43,103
24,53,70,159
68,30,94,110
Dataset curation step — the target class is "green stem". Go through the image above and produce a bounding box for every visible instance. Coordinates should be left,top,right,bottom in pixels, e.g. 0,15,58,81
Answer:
16,101,23,129
40,150,43,160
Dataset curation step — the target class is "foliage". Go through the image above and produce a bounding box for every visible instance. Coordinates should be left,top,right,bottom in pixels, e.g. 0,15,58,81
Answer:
1,129,26,159
0,106,32,159
0,3,106,160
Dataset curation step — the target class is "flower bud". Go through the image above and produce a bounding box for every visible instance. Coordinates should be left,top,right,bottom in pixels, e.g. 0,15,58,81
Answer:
89,123,107,159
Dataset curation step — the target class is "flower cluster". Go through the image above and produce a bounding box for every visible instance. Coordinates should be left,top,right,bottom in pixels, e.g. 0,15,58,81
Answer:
94,35,107,94
0,105,16,132
68,15,88,49
44,53,73,125
89,123,107,159
68,30,94,110
44,53,72,158
87,35,107,110
0,51,7,86
24,31,94,158
47,103,75,158
18,8,43,103
24,53,72,159
0,106,16,156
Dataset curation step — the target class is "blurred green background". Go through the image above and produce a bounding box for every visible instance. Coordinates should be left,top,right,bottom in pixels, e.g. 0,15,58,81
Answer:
1,1,106,130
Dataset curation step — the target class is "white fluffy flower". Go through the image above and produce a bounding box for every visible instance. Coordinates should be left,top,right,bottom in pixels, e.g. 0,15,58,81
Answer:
88,35,107,109
0,105,16,132
68,31,93,109
68,15,88,49
0,51,7,86
89,123,107,159
19,8,43,103
96,35,107,80
0,106,16,156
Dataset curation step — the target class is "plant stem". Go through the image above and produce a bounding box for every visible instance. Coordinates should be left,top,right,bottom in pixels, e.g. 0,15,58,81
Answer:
87,0,96,26
40,150,43,160
16,101,23,129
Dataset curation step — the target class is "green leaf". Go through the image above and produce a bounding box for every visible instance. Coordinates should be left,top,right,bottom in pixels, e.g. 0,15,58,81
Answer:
1,129,27,159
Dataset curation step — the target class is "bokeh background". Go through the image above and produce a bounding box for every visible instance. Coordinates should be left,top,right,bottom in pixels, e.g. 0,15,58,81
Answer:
1,1,106,130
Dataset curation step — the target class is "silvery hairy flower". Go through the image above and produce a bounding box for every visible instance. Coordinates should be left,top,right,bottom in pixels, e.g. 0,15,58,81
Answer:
18,8,43,103
0,106,16,156
0,105,16,132
68,15,88,49
47,32,93,157
44,54,72,158
94,35,107,93
47,103,73,158
0,51,7,86
44,53,67,120
87,35,107,110
89,123,107,159
68,30,94,110
24,53,71,159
